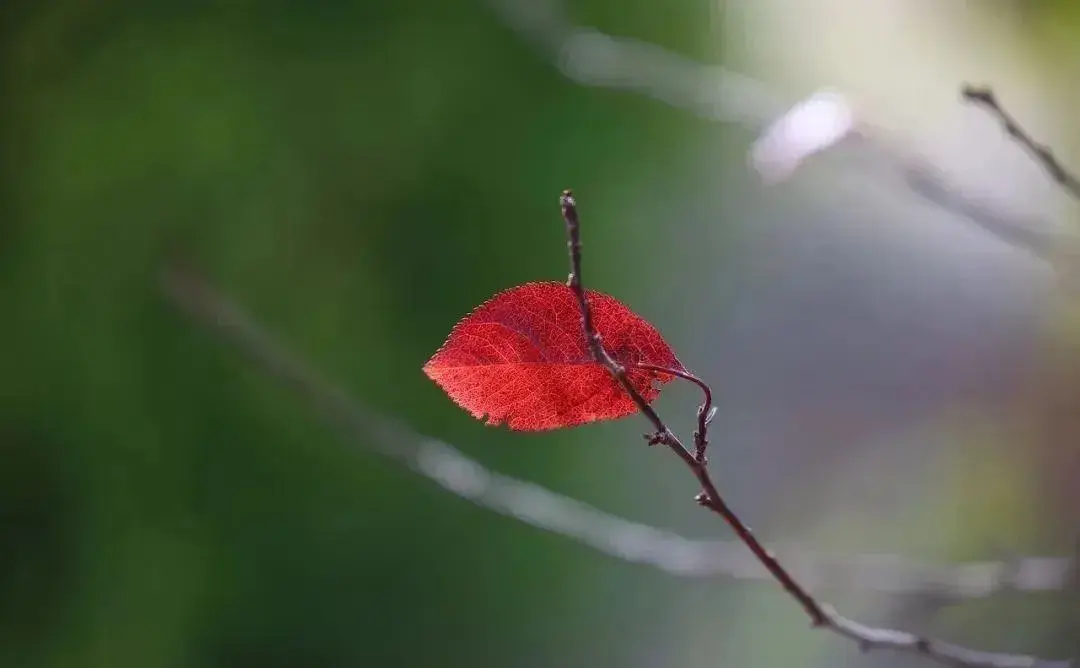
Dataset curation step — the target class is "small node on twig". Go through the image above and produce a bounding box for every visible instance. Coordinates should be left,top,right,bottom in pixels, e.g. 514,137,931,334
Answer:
915,639,931,654
960,83,993,106
692,439,708,465
694,491,710,506
645,432,666,446
858,640,874,653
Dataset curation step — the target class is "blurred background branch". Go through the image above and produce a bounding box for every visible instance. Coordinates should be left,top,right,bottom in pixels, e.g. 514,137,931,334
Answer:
488,0,1075,267
162,263,1075,602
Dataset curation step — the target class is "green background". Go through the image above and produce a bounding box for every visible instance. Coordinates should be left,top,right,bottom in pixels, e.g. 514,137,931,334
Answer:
2,2,712,666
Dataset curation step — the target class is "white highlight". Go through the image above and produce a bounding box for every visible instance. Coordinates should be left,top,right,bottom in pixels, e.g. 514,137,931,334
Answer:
751,89,857,183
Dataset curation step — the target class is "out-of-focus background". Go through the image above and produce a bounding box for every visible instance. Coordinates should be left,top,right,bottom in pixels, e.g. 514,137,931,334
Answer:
3,1,1079,667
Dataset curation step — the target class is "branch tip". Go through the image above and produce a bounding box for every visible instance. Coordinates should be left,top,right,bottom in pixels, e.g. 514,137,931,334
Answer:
962,85,1080,201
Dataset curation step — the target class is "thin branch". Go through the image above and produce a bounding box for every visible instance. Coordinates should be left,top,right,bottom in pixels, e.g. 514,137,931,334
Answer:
486,0,784,125
563,188,824,622
962,85,1080,202
560,190,681,452
560,190,1072,668
632,363,714,464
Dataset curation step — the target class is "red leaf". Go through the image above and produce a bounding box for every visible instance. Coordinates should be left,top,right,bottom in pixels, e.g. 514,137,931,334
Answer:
423,281,685,431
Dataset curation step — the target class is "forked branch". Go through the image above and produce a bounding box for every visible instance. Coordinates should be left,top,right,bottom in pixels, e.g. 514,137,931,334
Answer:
559,190,1071,668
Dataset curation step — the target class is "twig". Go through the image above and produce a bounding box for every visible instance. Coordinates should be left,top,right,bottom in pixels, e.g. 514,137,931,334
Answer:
160,264,1075,597
560,190,676,448
559,189,1071,668
563,194,715,462
633,363,714,463
962,85,1080,202
562,193,715,463
563,188,823,623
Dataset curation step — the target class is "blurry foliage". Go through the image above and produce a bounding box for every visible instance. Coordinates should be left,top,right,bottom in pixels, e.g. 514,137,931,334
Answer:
1,1,707,666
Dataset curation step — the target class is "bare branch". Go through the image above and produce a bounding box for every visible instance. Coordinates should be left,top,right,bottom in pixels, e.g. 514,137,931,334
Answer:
633,363,714,463
563,189,825,624
962,85,1080,202
560,191,1071,668
825,608,1070,668
485,0,786,126
560,189,676,446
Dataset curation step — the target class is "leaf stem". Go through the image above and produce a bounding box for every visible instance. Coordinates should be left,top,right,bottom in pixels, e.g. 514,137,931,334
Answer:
632,363,713,463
